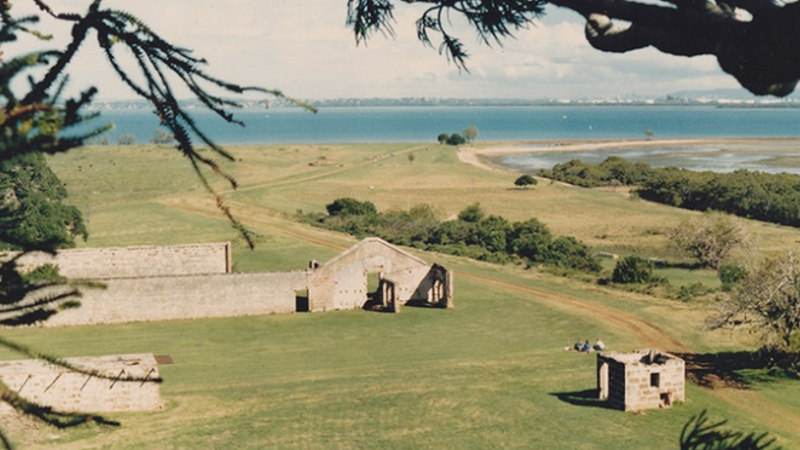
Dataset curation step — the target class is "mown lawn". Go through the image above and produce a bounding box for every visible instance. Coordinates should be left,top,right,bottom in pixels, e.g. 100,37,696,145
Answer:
4,272,787,448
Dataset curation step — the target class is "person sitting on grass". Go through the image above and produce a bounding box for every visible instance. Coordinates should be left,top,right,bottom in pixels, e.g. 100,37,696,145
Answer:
581,340,592,352
594,338,606,351
574,339,583,351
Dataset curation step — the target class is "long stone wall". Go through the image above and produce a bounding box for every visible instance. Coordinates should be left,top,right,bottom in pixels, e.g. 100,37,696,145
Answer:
0,354,162,414
7,242,231,280
43,271,309,326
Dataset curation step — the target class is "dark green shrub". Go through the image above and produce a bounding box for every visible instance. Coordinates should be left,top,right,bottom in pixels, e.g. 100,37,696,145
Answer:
612,256,653,284
325,198,377,217
458,203,485,223
719,263,748,291
514,174,537,187
446,133,466,145
546,236,601,272
509,218,552,263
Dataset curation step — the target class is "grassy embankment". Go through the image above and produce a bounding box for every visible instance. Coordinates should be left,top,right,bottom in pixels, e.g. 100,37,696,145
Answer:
1,142,799,447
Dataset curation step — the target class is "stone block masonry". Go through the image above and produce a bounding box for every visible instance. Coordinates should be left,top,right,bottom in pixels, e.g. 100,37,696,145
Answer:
43,271,309,326
0,354,162,414
3,237,451,327
597,349,685,411
7,242,231,280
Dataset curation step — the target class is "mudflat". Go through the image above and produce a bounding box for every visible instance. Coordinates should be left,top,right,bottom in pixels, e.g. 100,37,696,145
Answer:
458,137,800,172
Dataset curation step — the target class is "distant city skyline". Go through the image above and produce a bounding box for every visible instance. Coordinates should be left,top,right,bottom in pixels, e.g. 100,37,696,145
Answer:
10,1,757,102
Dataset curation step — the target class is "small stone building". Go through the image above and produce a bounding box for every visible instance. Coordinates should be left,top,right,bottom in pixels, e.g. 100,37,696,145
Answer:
596,349,685,411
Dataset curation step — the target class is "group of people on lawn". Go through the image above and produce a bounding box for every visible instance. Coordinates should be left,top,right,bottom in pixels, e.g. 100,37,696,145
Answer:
572,338,605,352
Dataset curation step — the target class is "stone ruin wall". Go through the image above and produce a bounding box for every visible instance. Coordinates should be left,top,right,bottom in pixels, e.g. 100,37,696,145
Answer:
8,242,231,280
0,354,162,414
6,238,450,326
43,271,310,327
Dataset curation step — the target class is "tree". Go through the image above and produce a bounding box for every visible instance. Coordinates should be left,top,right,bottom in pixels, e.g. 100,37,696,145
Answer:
458,203,485,223
680,410,778,450
463,125,478,142
150,128,174,145
0,153,87,251
1,1,311,444
116,133,137,146
326,198,378,217
347,0,800,97
612,256,653,284
508,218,552,263
709,251,800,356
446,133,466,146
668,212,752,270
514,174,537,188
437,133,449,144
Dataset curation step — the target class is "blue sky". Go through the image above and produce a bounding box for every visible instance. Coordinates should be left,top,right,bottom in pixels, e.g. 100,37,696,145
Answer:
10,0,744,101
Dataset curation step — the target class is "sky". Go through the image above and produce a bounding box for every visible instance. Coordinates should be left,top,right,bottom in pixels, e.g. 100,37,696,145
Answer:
8,0,745,101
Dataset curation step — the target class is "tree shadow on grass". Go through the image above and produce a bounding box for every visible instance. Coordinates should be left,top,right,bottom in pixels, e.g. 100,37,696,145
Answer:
549,389,616,410
675,350,797,389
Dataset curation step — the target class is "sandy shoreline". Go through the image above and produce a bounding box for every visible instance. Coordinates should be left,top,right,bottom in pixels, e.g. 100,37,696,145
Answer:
457,137,800,172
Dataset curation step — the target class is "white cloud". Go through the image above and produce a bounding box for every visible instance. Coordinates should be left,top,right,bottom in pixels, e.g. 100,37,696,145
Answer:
6,0,746,100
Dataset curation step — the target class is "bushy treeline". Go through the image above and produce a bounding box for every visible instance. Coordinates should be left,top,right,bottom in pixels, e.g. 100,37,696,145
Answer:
541,157,800,227
304,198,601,272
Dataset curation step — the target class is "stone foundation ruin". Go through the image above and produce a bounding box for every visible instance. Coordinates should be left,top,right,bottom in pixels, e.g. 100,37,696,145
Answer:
597,349,685,411
0,354,163,414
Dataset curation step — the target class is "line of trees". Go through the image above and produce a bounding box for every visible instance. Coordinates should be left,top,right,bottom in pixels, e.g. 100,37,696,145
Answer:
540,157,800,228
305,198,600,272
437,125,478,145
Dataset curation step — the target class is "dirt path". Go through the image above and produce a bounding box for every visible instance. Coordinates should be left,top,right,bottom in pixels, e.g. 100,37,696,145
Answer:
458,271,688,352
220,143,427,195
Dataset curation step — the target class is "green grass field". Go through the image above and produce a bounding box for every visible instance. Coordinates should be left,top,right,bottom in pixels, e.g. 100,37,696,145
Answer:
3,142,799,448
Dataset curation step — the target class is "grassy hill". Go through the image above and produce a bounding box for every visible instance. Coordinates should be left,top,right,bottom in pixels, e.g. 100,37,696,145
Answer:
2,142,798,447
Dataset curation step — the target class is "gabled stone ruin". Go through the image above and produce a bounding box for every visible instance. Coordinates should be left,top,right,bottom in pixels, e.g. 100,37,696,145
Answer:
307,237,453,312
596,349,685,411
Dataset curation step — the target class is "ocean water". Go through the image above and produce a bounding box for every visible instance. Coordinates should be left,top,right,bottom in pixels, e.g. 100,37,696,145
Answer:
87,105,800,145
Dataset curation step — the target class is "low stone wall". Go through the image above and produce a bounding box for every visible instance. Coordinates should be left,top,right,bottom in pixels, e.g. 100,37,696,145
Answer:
7,242,231,280
0,354,162,413
43,271,309,326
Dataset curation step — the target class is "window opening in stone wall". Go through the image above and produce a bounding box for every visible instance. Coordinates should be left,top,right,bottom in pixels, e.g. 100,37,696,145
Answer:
650,372,660,388
295,289,309,313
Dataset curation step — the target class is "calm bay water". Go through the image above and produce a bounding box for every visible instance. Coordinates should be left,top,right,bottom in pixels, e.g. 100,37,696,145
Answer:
91,105,800,145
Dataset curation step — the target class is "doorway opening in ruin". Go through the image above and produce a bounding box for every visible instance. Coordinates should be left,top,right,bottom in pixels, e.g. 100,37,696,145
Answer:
598,362,609,400
295,289,309,312
660,392,672,407
363,272,384,310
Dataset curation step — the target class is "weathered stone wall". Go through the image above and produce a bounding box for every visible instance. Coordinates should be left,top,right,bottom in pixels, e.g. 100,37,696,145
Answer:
309,238,433,311
7,242,231,280
43,271,309,326
0,354,162,413
597,350,685,411
4,238,451,326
